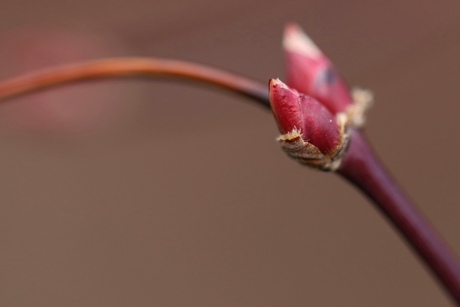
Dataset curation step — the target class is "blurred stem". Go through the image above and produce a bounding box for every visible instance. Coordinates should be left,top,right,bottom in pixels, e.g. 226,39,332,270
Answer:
339,130,460,304
0,57,458,303
0,57,270,108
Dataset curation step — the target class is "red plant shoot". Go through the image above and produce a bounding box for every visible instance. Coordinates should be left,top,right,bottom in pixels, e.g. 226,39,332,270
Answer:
269,78,341,153
269,78,347,170
0,23,458,305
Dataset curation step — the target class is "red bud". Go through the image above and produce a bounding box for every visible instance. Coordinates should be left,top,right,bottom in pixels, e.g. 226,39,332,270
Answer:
269,78,341,155
283,23,353,114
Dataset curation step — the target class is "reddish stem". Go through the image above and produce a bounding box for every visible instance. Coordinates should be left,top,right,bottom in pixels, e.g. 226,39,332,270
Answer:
0,57,270,108
0,58,458,303
339,130,460,304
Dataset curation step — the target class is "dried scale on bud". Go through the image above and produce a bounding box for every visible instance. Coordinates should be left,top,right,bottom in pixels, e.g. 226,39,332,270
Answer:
283,23,373,129
269,79,350,171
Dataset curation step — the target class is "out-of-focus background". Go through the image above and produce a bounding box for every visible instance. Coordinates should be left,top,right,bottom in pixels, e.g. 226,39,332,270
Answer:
0,1,459,306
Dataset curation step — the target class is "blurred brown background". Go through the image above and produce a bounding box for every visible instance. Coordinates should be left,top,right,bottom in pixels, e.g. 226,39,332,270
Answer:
0,0,459,306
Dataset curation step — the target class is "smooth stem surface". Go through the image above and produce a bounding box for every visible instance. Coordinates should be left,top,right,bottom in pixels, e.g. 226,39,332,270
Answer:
0,57,270,108
339,130,460,304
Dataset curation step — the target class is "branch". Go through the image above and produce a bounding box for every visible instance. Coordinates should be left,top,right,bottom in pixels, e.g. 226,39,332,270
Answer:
338,130,460,304
0,56,458,304
0,57,270,108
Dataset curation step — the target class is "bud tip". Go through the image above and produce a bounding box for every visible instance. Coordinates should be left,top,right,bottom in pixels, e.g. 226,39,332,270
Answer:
283,22,321,58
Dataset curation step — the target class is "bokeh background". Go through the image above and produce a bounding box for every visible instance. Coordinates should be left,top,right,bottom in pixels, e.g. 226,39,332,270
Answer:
0,0,459,306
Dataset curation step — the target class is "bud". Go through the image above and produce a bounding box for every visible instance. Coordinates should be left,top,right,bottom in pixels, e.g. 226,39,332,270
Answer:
283,23,353,114
269,78,348,170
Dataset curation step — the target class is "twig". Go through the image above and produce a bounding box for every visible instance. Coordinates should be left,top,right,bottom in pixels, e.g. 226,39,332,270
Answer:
0,57,458,304
339,130,460,304
0,57,270,108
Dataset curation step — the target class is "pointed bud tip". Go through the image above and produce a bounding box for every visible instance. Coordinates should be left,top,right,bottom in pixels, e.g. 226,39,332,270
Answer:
283,22,321,58
269,78,289,91
269,78,298,107
268,78,302,135
269,78,296,108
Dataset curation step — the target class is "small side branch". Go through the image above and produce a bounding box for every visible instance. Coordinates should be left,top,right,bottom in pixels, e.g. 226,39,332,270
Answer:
0,57,270,108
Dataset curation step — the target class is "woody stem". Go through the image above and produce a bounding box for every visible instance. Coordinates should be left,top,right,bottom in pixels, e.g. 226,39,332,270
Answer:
338,130,460,304
0,57,458,303
0,57,270,108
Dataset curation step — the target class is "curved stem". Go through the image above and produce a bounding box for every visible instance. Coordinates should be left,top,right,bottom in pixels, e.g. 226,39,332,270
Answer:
0,57,270,108
0,56,458,304
338,130,460,304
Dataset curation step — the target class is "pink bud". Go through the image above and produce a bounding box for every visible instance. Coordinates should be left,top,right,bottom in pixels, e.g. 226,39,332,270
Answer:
283,23,353,114
269,78,341,155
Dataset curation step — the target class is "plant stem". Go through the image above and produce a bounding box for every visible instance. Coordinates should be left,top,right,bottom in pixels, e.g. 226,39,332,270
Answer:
0,57,270,108
0,58,458,303
339,130,460,304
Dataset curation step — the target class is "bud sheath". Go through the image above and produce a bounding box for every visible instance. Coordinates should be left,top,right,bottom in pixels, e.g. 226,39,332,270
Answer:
284,23,353,114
